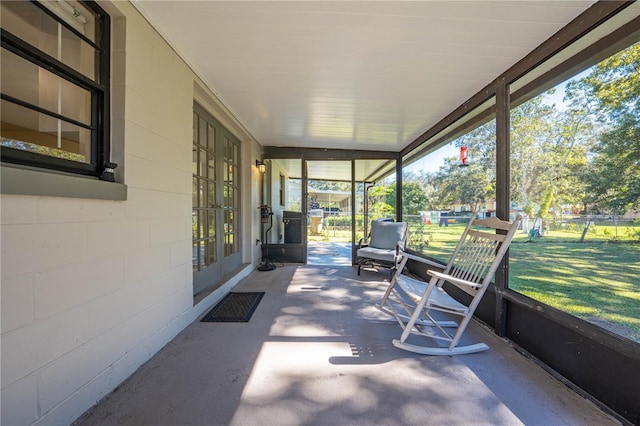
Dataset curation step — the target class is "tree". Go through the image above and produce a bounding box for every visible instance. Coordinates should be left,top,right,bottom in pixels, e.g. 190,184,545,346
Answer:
577,42,640,213
384,182,428,215
584,117,640,214
308,180,351,192
510,86,596,220
413,124,495,212
368,184,394,217
427,121,496,212
511,96,560,216
433,157,494,212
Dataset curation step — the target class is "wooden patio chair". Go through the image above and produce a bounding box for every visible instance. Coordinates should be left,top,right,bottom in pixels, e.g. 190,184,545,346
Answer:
377,213,522,355
356,220,408,279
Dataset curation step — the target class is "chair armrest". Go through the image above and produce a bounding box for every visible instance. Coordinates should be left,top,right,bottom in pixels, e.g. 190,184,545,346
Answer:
398,250,444,269
427,270,482,290
358,237,369,249
393,242,402,266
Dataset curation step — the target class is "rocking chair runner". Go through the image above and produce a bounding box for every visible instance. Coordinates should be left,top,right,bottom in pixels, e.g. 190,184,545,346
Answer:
377,213,522,355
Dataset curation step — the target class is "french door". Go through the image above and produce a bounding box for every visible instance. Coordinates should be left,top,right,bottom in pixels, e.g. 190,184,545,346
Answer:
192,103,241,295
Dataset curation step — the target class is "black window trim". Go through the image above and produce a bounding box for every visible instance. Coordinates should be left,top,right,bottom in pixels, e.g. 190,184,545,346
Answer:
0,0,111,179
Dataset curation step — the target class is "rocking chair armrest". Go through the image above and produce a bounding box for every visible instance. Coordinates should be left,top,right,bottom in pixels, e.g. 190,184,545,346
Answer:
398,250,445,269
427,270,482,290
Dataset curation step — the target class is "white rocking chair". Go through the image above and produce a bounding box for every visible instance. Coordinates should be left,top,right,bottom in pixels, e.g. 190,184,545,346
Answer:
377,214,522,355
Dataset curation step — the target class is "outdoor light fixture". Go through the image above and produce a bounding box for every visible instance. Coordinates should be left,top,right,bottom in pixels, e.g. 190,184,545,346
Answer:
255,160,266,173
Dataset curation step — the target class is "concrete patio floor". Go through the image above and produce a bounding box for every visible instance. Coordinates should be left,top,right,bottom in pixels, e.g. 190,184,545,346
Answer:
75,244,618,425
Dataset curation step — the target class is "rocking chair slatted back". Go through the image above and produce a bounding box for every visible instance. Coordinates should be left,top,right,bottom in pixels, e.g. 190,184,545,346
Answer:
447,228,506,296
376,212,523,356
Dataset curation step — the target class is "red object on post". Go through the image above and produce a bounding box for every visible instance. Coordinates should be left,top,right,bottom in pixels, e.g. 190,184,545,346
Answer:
460,146,468,166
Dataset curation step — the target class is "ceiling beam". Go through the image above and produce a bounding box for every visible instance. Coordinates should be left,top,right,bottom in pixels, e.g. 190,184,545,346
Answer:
262,146,398,160
401,0,633,158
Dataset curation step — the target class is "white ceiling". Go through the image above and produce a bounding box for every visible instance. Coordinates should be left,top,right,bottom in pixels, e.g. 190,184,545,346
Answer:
132,1,596,154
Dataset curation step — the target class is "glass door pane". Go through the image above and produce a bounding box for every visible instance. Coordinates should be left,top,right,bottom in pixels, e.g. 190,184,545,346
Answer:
192,103,243,295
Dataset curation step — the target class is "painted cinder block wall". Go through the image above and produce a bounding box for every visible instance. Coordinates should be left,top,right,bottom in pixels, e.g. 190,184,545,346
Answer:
1,2,261,424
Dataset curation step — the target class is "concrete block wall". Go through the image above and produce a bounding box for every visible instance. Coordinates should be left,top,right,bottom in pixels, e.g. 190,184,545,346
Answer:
1,2,260,424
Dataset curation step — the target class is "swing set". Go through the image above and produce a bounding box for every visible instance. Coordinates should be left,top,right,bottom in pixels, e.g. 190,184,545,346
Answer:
527,217,543,241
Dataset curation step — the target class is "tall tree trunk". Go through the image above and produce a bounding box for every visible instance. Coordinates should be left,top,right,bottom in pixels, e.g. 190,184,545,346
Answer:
578,219,592,242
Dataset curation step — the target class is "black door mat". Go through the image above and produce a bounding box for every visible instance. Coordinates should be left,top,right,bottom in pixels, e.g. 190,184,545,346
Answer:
201,292,265,322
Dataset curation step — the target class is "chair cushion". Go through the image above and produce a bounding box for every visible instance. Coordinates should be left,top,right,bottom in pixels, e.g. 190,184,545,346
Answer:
357,246,396,262
369,221,406,250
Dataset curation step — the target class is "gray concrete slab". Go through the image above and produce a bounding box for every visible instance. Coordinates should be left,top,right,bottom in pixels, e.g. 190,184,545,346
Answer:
75,262,619,426
307,242,352,266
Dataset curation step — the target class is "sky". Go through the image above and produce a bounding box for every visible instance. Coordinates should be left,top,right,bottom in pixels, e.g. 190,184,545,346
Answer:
402,67,594,176
405,143,458,175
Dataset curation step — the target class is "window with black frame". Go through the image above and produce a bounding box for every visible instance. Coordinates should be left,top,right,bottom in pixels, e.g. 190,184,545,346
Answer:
402,100,497,262
508,38,640,343
0,0,110,178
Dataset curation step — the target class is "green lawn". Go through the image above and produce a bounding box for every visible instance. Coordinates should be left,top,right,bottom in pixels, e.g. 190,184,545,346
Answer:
307,220,640,342
407,221,640,342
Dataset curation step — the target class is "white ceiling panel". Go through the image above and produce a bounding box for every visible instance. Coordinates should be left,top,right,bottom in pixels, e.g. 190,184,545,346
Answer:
132,0,597,152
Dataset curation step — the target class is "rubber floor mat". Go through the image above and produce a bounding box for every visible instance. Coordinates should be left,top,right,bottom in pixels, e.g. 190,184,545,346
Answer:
200,292,265,322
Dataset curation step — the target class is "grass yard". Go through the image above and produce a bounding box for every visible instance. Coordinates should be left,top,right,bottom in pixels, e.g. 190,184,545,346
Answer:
308,228,353,242
407,221,640,342
306,220,640,342
509,241,639,341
